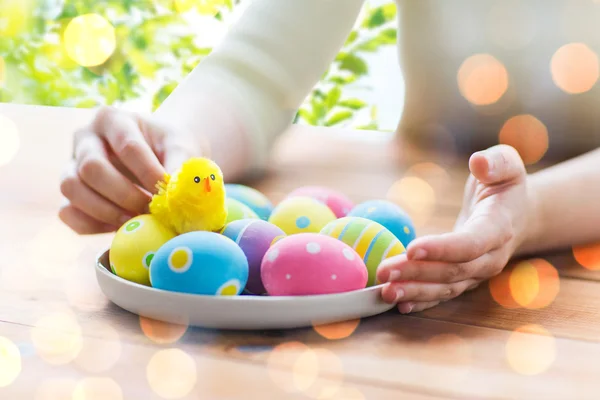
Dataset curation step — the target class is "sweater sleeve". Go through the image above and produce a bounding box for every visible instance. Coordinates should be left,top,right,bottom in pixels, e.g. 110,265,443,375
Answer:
154,0,365,177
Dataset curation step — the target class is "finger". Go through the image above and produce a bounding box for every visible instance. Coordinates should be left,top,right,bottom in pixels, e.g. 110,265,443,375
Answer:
93,107,166,193
381,279,478,303
406,207,512,263
397,301,440,314
58,203,117,234
76,132,152,215
469,144,526,185
163,133,197,174
377,252,498,283
60,163,133,227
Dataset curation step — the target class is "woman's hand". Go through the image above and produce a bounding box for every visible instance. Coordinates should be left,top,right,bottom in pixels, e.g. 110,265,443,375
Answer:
376,144,535,314
58,106,199,234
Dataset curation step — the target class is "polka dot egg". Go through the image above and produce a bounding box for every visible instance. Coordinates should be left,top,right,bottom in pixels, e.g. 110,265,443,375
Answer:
109,214,176,286
149,231,249,296
225,184,273,220
268,196,336,235
225,197,259,225
221,219,286,295
320,216,406,286
348,199,416,246
286,185,354,218
261,233,368,296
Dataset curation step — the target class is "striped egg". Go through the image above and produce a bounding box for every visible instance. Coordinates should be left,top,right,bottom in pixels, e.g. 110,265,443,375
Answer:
225,198,259,224
225,184,273,220
221,219,286,295
320,216,406,286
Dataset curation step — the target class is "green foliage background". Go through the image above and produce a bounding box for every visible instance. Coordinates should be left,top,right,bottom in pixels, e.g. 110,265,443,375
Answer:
0,0,397,130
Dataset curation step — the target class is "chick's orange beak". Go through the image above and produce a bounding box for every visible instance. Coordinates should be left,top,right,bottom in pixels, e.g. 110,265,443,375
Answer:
204,177,211,193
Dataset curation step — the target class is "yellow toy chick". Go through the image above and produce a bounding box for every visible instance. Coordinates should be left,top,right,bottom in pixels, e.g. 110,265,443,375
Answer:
149,157,227,234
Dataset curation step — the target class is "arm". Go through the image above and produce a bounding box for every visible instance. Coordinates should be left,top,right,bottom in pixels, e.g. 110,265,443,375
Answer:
517,148,600,255
153,0,365,179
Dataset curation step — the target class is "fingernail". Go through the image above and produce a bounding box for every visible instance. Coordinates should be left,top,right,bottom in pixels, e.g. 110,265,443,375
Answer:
412,248,427,260
389,270,402,281
399,303,414,314
395,288,405,301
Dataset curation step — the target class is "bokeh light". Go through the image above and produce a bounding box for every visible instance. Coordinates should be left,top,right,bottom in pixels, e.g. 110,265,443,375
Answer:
386,177,435,226
487,1,537,50
267,342,310,393
0,0,32,37
34,379,78,400
511,259,559,309
63,14,116,67
0,336,21,387
74,322,121,373
505,324,556,375
312,319,360,340
139,316,188,344
266,342,344,398
0,114,20,167
551,43,599,94
498,114,548,165
573,242,600,270
457,54,509,106
490,259,559,309
293,348,344,398
147,348,197,399
72,377,123,400
31,311,83,365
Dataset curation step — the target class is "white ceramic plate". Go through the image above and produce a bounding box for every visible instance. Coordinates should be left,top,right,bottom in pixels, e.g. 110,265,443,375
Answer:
95,249,395,330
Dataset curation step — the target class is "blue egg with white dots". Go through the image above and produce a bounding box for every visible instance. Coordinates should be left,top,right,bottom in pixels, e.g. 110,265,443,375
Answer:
348,200,416,247
149,231,249,296
225,184,273,220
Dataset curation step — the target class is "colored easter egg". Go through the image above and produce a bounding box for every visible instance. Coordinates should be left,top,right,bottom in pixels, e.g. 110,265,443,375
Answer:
261,233,368,296
320,216,406,286
220,219,286,295
225,184,273,220
287,186,354,218
225,197,259,224
268,196,336,235
348,200,416,246
109,214,176,286
149,231,249,296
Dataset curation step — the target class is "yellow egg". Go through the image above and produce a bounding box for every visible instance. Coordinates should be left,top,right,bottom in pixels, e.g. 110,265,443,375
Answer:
109,214,176,286
225,198,259,224
321,216,406,286
268,196,336,235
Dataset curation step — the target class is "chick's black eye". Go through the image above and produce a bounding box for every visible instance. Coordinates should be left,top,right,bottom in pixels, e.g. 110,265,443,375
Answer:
194,176,200,183
210,174,216,181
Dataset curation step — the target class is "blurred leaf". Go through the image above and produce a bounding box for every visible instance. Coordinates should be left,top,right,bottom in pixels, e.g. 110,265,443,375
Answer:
378,28,397,43
338,54,368,75
75,98,99,108
325,86,341,110
339,98,366,110
152,80,178,110
344,30,358,46
297,108,316,125
325,110,353,126
356,122,378,130
363,3,397,28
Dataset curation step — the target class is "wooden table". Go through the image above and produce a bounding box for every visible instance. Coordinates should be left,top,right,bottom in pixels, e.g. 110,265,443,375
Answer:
1,103,599,400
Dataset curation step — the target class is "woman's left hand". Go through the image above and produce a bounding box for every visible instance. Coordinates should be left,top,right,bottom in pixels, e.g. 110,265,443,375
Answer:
376,144,534,314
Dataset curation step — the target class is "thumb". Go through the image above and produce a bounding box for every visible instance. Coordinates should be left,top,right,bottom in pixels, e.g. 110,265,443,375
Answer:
469,144,526,185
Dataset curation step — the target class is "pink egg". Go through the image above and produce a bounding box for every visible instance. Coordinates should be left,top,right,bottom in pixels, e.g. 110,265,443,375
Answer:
286,186,354,218
261,233,368,296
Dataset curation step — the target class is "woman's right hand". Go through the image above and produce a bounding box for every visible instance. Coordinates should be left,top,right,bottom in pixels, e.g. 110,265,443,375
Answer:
59,106,198,234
